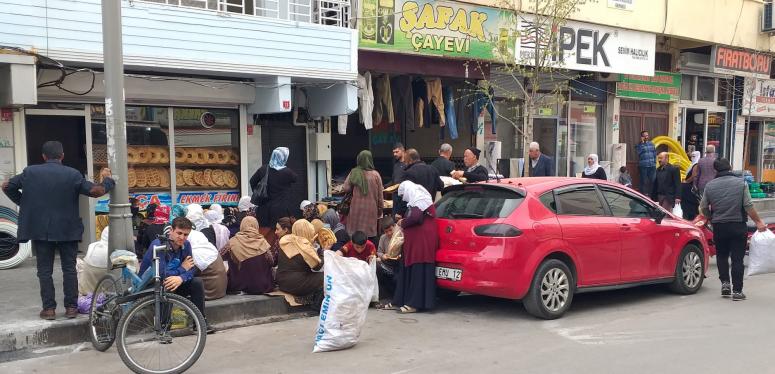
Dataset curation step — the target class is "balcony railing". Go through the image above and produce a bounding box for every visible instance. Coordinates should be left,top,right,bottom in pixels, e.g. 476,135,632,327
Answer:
139,0,352,27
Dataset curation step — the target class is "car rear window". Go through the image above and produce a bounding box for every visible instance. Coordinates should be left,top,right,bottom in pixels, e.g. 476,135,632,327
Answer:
436,187,524,219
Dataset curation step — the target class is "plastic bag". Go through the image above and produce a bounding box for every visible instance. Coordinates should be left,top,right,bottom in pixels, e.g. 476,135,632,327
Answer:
672,204,683,218
747,230,775,276
77,292,106,314
313,251,375,353
369,258,379,303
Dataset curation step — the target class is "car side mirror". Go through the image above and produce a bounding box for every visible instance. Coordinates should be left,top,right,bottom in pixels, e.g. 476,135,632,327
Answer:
652,209,667,224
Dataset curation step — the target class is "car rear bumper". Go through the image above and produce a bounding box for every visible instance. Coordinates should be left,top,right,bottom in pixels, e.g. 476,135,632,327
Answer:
435,249,529,300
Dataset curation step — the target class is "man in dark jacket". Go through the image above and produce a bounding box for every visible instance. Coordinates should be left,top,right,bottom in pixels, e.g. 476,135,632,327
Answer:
391,143,406,185
2,141,114,320
394,149,443,218
651,152,681,210
522,142,555,177
431,143,455,177
700,158,767,301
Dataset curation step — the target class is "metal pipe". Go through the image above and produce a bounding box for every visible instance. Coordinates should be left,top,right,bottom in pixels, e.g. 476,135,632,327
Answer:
101,0,133,265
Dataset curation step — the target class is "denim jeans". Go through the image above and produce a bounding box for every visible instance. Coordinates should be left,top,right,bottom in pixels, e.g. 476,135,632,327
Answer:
639,166,656,196
34,240,79,310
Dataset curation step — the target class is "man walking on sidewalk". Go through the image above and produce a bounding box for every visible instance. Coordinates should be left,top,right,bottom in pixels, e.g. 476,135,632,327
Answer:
636,131,657,195
700,158,767,301
694,144,718,194
2,141,114,320
651,152,681,211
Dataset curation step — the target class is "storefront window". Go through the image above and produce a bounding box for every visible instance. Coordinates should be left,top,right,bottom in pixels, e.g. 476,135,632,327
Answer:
173,108,241,206
569,102,600,177
91,105,171,195
764,122,775,182
681,75,694,101
696,77,715,102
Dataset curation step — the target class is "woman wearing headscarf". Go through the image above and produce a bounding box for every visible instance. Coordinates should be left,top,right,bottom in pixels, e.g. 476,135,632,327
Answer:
270,217,293,262
581,154,607,180
681,151,702,220
79,227,110,294
250,147,299,243
342,150,384,240
186,204,227,300
382,181,438,313
277,219,324,308
186,204,209,231
170,204,188,223
221,216,275,295
322,209,349,251
300,200,320,221
136,204,170,257
201,204,230,251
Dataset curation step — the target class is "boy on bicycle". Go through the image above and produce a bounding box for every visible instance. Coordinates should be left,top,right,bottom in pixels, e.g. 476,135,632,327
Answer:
139,217,215,334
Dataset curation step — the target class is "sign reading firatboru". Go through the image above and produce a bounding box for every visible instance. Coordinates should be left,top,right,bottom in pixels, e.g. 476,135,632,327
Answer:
742,78,775,117
514,15,656,76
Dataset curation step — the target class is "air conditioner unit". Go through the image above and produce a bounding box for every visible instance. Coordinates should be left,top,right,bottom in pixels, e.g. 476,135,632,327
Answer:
679,52,711,71
763,2,775,32
595,72,620,82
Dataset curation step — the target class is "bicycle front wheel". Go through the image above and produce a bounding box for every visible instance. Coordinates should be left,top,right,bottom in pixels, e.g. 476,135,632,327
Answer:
116,293,207,374
89,273,121,352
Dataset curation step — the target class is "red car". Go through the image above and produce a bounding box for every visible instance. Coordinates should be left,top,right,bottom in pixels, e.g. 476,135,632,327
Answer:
434,178,711,319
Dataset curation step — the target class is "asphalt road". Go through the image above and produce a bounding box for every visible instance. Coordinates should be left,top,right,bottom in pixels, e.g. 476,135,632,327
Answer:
3,267,775,374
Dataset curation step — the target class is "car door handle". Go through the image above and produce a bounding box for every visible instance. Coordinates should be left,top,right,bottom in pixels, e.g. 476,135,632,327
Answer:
620,224,631,231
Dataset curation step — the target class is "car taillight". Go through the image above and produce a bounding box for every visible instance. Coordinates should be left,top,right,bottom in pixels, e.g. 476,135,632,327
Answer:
473,224,522,237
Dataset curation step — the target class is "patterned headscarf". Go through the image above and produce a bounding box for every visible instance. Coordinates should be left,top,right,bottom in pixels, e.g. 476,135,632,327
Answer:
269,147,289,170
152,205,170,225
170,204,188,224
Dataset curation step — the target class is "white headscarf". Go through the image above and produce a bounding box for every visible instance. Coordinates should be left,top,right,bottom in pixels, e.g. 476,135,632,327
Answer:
238,196,255,212
187,229,218,271
186,204,208,231
583,154,600,176
205,204,224,224
398,180,433,211
84,227,109,268
690,151,701,168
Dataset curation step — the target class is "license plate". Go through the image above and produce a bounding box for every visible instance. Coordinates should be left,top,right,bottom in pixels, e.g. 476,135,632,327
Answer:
436,266,462,281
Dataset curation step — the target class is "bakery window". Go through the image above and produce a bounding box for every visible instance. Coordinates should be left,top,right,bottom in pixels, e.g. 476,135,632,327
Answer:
173,108,241,202
91,105,172,194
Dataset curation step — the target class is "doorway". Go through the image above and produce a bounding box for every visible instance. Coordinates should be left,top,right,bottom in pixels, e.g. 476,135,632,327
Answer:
532,118,568,176
619,101,669,192
25,115,87,174
260,113,308,215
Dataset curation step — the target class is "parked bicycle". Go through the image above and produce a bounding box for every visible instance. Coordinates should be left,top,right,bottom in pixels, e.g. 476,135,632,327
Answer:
88,229,206,374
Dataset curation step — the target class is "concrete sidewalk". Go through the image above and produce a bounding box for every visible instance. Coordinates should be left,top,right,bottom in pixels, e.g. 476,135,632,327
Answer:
0,259,311,362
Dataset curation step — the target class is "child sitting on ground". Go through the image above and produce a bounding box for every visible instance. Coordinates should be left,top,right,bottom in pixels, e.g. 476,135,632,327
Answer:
336,231,376,263
618,166,633,188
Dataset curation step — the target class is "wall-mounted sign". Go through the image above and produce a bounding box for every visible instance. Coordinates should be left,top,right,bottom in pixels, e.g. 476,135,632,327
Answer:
742,77,775,117
96,192,173,213
177,191,240,206
515,14,656,76
616,71,681,101
358,0,516,61
711,46,771,79
608,0,634,11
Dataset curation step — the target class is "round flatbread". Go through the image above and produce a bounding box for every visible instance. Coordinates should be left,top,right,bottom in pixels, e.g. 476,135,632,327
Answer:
136,149,150,164
184,149,197,165
127,168,136,188
194,148,208,165
183,169,195,186
146,168,161,187
211,169,225,187
158,149,170,164
228,150,239,165
134,168,148,188
175,169,185,187
127,147,138,164
216,150,230,164
223,170,239,188
206,150,218,165
203,169,214,187
175,149,186,164
148,148,161,164
159,168,170,188
193,170,206,186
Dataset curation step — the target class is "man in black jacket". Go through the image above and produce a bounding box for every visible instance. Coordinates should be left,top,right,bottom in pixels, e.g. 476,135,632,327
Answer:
651,152,681,211
391,143,406,185
2,141,114,320
394,149,443,218
431,143,455,177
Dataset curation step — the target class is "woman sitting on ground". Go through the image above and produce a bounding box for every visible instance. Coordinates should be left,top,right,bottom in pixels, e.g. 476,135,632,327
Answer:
221,216,275,295
277,219,324,309
321,209,349,252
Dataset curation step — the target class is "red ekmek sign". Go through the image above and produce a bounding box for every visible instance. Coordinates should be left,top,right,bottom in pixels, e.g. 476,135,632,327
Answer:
711,46,772,79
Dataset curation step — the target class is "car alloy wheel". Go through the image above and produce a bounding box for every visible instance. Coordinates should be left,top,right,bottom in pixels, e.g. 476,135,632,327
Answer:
682,251,703,289
540,268,570,312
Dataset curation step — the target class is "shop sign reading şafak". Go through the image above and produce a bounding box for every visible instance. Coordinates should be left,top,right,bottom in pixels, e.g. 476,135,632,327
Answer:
616,72,681,101
358,0,516,61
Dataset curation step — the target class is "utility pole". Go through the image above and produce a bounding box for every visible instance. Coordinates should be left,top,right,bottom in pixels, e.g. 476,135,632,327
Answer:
101,0,133,264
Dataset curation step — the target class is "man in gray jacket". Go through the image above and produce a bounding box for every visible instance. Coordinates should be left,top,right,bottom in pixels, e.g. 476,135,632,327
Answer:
700,158,767,301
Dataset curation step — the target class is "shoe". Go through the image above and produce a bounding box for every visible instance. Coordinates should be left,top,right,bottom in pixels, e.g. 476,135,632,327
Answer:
732,292,747,301
65,307,78,319
39,309,56,320
721,282,732,297
206,323,216,335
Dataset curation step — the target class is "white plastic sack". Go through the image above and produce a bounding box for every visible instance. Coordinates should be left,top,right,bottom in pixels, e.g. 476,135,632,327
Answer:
369,258,379,303
747,230,775,276
313,251,375,353
672,204,683,218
